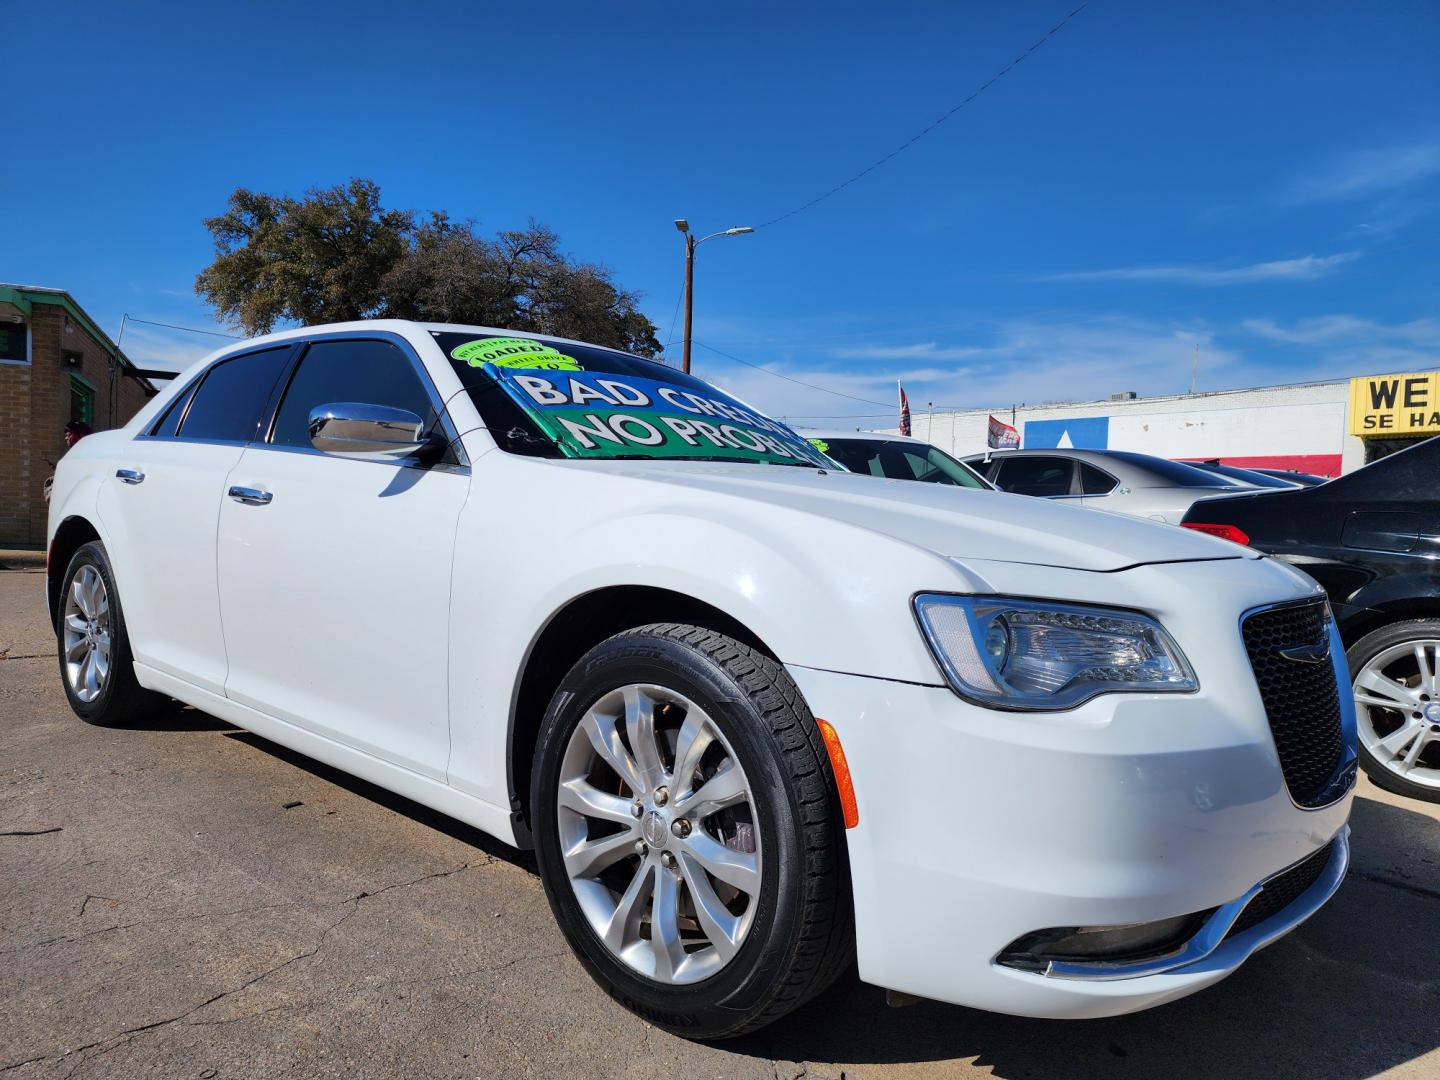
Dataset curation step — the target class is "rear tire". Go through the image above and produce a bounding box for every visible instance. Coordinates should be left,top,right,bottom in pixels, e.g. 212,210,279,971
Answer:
56,541,169,726
1349,619,1440,804
531,623,853,1039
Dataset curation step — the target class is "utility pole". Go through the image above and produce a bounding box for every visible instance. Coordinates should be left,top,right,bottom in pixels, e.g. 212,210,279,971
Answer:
1189,342,1199,395
674,220,753,374
681,231,695,374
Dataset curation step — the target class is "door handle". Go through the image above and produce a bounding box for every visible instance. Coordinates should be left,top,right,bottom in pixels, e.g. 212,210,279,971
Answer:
116,468,145,485
228,485,273,506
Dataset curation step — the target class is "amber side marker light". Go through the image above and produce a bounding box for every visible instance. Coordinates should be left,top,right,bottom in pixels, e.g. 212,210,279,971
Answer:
815,719,859,829
1182,522,1251,545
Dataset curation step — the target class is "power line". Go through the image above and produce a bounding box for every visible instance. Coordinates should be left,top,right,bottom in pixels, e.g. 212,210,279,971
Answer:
122,315,243,339
778,413,895,420
755,2,1090,229
662,268,686,361
693,340,896,407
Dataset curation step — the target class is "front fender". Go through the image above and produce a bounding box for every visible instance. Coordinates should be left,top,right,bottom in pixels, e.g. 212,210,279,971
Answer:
442,456,979,813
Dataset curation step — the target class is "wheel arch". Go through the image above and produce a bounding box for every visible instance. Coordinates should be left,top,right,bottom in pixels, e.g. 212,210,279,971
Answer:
47,515,103,624
505,584,782,846
1340,591,1440,650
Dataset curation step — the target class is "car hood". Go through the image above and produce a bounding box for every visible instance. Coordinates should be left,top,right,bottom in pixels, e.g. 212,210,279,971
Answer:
558,459,1255,573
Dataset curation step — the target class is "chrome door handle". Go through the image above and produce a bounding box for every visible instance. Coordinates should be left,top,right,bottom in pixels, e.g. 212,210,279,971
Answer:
227,485,273,506
116,468,145,485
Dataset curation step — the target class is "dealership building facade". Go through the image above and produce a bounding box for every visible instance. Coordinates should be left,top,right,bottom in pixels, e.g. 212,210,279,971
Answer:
888,367,1440,476
0,285,157,547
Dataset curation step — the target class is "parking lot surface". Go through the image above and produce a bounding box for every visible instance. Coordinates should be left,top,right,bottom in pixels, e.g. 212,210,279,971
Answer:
3,567,1439,1079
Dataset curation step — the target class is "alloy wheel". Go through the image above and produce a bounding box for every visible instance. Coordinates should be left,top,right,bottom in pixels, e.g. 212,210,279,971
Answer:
556,683,762,985
1355,639,1440,790
62,564,112,704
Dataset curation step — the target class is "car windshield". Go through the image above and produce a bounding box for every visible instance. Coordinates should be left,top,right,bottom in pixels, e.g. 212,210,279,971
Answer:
819,437,988,489
435,331,831,469
1102,451,1241,488
1185,462,1295,488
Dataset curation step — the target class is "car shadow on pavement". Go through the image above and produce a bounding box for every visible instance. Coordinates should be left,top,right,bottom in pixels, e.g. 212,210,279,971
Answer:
731,795,1440,1079
109,703,241,733
222,729,536,873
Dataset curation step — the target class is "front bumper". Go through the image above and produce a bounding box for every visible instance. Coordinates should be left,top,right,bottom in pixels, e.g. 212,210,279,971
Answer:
787,664,1353,1018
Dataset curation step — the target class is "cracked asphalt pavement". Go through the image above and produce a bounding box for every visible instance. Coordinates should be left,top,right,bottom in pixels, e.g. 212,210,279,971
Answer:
3,567,1440,1079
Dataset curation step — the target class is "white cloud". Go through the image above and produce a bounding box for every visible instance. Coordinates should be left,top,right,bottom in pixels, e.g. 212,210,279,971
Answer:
1242,315,1440,347
697,318,1264,425
829,342,987,362
1044,253,1358,285
1291,141,1440,203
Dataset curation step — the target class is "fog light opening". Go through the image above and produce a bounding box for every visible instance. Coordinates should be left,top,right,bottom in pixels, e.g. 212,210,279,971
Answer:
998,911,1215,974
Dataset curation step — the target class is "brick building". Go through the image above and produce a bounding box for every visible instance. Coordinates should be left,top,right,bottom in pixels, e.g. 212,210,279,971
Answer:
0,285,157,546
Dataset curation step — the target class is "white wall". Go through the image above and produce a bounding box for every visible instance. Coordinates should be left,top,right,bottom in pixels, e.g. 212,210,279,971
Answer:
881,380,1366,474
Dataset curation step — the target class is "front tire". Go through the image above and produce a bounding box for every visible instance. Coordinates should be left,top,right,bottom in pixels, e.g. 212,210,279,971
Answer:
56,541,168,726
531,623,853,1039
1349,619,1440,803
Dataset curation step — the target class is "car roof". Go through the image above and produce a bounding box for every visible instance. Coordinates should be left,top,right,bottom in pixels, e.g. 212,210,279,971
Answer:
204,319,660,364
960,448,1131,463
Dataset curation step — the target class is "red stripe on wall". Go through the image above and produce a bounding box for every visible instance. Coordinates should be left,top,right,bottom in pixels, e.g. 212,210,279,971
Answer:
1177,453,1342,477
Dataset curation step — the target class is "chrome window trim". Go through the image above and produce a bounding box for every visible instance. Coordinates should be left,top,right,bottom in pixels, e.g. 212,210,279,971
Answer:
1025,827,1349,982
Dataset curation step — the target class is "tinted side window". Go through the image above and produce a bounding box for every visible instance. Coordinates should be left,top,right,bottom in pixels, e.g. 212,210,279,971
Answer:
995,457,1073,496
148,380,198,437
270,339,434,449
178,348,292,443
1080,462,1118,495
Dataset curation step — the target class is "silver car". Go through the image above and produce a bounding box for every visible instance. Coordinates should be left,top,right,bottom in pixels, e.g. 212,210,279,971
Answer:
962,448,1253,523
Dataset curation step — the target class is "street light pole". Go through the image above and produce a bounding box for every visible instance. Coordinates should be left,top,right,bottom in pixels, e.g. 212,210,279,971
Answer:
674,220,753,374
681,230,696,374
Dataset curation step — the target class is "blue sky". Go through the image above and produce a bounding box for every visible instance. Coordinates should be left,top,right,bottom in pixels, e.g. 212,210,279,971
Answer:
3,0,1438,425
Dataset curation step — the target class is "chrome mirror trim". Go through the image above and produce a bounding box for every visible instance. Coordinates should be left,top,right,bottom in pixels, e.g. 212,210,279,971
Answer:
308,402,429,457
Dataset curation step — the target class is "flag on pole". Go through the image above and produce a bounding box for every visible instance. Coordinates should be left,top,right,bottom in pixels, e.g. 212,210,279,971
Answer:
898,382,912,436
987,414,1020,449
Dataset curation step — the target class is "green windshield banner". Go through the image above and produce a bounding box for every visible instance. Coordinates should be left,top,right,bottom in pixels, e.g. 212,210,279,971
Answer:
484,365,832,467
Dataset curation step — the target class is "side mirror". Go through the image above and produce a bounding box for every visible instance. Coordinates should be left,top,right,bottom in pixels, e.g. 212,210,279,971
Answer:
308,402,443,459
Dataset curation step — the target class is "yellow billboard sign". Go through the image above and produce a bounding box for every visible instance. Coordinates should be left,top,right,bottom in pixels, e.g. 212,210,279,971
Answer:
1349,370,1440,437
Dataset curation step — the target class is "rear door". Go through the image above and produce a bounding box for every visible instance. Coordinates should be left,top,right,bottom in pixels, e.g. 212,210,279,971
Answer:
97,346,293,694
216,335,469,779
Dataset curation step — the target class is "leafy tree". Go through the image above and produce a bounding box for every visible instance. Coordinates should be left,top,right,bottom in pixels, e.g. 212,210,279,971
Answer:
196,179,411,335
197,181,660,356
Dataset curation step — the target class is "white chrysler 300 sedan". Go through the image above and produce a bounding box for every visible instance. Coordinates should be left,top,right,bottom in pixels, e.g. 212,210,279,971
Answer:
47,321,1356,1038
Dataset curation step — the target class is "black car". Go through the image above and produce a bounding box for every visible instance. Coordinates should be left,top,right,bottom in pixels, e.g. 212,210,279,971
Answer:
1251,467,1331,487
1182,437,1440,803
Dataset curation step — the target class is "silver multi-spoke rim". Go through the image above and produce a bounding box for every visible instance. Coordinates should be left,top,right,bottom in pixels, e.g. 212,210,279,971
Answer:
557,683,762,985
1355,639,1440,789
62,564,112,704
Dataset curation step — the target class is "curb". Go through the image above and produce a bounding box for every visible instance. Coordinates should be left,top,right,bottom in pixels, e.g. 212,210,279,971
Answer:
0,550,46,571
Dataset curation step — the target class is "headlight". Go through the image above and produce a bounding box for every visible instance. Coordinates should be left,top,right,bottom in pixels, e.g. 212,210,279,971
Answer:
913,594,1198,710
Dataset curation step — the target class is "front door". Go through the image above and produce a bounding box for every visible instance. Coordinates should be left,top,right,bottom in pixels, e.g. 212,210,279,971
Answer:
216,337,468,779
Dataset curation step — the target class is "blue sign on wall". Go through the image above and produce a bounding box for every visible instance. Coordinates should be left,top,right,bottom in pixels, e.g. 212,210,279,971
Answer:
1024,416,1110,449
